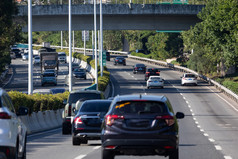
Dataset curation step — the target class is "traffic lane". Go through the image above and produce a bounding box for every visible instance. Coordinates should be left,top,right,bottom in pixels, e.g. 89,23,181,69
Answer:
27,129,101,159
107,58,225,159
126,58,238,158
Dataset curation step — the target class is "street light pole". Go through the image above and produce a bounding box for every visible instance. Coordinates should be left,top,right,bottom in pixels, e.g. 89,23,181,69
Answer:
94,0,98,90
28,0,33,95
100,0,103,77
69,0,72,92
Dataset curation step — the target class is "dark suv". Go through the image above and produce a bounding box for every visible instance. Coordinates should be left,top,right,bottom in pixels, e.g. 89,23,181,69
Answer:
62,90,104,134
72,99,112,145
101,94,184,159
114,57,126,66
145,68,160,81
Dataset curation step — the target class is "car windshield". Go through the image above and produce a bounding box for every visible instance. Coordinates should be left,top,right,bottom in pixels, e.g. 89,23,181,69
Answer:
148,68,159,72
113,101,167,115
80,101,111,112
150,77,161,80
74,68,85,72
68,93,101,105
43,73,55,77
58,54,66,56
35,57,40,59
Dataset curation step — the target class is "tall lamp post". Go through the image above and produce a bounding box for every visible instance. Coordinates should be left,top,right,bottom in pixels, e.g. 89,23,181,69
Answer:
69,0,72,92
100,0,103,77
94,0,98,90
28,0,33,95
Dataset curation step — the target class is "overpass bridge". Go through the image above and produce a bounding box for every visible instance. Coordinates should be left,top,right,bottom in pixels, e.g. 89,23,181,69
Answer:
17,4,205,31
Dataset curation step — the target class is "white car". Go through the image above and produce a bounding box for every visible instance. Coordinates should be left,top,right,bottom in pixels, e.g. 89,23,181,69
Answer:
22,52,28,61
58,52,67,63
147,76,164,89
0,88,28,159
181,73,197,86
33,55,41,65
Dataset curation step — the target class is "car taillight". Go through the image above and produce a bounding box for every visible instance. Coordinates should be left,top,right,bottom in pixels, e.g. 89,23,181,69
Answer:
68,105,71,116
156,72,160,74
74,117,83,124
0,112,11,119
148,80,152,82
105,115,124,126
156,115,175,126
116,60,118,61
135,67,138,69
182,77,186,80
146,72,149,74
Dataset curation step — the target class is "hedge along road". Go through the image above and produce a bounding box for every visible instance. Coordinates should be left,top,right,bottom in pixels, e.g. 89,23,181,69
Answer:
23,56,238,159
4,58,93,92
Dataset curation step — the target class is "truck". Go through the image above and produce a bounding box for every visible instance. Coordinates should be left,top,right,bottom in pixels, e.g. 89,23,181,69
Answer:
39,51,59,73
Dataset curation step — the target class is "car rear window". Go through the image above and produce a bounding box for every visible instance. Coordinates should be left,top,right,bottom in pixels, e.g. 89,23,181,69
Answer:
80,101,111,112
136,64,145,67
68,93,102,105
185,74,195,78
43,73,55,77
112,101,167,114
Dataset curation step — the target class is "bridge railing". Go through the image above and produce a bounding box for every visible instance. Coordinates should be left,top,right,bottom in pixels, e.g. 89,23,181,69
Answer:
17,0,206,5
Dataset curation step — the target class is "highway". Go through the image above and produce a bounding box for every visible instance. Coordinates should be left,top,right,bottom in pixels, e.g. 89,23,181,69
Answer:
5,57,238,159
4,58,93,92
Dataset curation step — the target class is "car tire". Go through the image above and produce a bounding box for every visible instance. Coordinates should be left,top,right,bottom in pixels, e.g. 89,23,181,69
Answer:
133,72,135,74
20,136,27,159
72,136,81,146
169,148,178,159
102,149,115,159
62,123,68,135
84,76,86,80
161,86,164,89
147,86,150,89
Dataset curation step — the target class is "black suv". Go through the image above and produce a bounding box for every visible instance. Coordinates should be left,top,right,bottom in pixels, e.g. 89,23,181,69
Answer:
62,90,104,134
114,57,126,66
145,68,160,81
133,63,146,74
101,94,184,159
72,99,112,145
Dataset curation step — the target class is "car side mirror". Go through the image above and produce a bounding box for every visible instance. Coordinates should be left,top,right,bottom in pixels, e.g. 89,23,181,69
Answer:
176,112,184,119
17,106,29,116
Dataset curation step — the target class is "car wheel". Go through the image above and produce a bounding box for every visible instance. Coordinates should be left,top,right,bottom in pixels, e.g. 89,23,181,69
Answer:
169,148,178,159
147,86,150,89
133,72,135,74
62,123,69,135
20,137,27,159
82,139,88,144
161,86,164,89
72,136,81,146
84,76,87,80
102,149,115,159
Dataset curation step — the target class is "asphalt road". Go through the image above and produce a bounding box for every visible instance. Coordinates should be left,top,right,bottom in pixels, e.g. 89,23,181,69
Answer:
6,57,238,159
4,58,93,92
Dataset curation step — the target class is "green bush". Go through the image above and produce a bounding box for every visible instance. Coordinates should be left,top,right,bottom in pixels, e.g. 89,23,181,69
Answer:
222,80,238,94
8,91,69,114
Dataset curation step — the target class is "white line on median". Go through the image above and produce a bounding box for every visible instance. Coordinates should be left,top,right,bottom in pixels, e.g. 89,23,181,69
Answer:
93,146,101,150
74,155,86,159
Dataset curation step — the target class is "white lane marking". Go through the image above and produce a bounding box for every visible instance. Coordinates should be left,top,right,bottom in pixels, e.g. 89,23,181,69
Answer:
200,129,204,132
209,138,215,142
206,86,238,112
195,121,198,124
215,145,222,151
204,133,209,137
183,97,186,100
193,117,196,120
74,155,86,159
197,125,201,128
188,105,191,108
192,113,195,116
186,101,189,104
224,156,232,159
190,109,193,112
180,93,183,96
93,146,101,150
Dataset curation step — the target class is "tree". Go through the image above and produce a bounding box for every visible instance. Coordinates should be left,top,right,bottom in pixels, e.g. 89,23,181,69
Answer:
0,0,22,73
182,0,238,76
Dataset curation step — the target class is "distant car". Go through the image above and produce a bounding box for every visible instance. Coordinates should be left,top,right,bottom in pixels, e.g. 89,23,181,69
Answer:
181,73,197,86
0,88,28,159
133,63,146,74
62,90,105,134
72,63,80,71
22,52,28,61
106,52,110,61
33,89,51,94
72,99,112,145
43,69,57,77
73,68,87,80
41,71,57,86
114,57,126,66
147,76,164,89
101,94,184,159
145,68,160,81
33,55,41,65
11,48,21,58
50,88,66,94
58,52,67,63
10,52,16,59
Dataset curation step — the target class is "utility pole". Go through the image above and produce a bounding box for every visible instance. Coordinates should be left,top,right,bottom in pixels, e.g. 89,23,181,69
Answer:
100,0,103,77
94,0,98,90
69,0,72,92
28,0,33,95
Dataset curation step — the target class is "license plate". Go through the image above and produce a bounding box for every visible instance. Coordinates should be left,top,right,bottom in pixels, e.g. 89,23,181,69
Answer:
139,68,142,70
119,60,122,62
154,81,158,83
